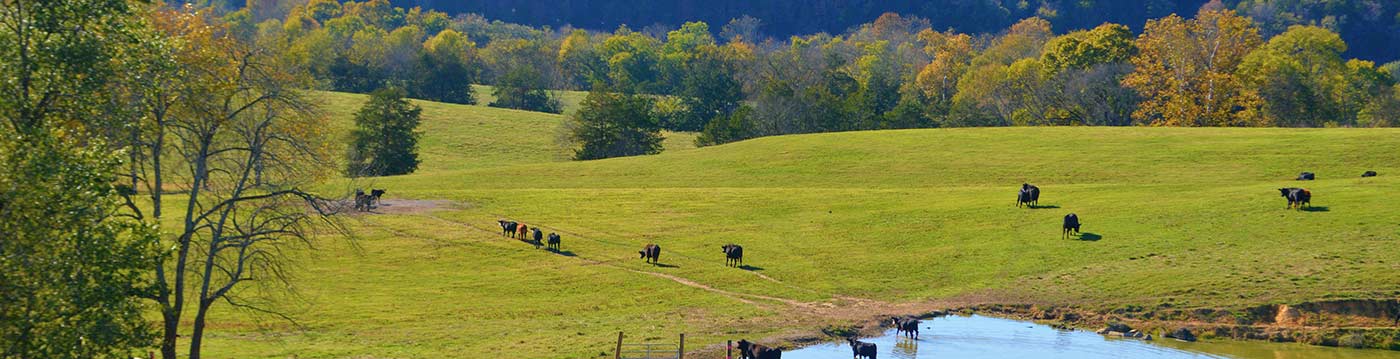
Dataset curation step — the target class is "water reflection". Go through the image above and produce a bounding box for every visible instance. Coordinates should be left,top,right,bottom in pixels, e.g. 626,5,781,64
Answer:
784,315,1400,359
891,337,917,359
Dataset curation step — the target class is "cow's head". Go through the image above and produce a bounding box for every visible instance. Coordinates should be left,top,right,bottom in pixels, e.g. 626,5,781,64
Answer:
639,250,647,258
736,339,752,351
1278,188,1291,197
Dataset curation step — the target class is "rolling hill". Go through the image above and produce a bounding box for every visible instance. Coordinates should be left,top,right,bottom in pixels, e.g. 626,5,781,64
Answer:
198,94,1400,358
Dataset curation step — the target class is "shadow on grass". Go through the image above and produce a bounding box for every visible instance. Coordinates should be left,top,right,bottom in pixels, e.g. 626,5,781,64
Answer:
653,263,679,268
551,250,577,257
739,265,764,271
1028,204,1060,209
1076,232,1102,241
1301,206,1330,212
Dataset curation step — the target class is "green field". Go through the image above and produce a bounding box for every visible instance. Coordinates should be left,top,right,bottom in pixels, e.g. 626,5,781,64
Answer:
194,93,1400,358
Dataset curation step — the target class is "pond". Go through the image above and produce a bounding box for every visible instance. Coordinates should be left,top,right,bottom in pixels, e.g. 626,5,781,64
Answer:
783,315,1400,359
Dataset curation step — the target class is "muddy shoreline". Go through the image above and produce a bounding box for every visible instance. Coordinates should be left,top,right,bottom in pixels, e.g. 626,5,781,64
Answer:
689,298,1400,358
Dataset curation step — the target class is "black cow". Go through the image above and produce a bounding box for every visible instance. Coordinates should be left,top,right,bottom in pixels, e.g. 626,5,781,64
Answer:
531,228,543,249
369,189,386,206
722,244,744,267
891,316,920,338
1362,171,1377,177
353,190,370,212
639,244,661,264
1278,188,1312,209
547,233,561,251
848,338,877,359
1062,213,1081,239
1017,183,1040,208
1297,172,1315,180
498,220,518,237
737,339,782,359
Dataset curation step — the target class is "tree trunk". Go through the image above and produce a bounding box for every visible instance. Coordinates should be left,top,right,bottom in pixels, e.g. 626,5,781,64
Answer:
160,308,178,359
187,301,211,359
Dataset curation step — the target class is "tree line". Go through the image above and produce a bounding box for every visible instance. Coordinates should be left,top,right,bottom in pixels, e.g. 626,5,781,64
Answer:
381,0,1400,64
214,0,1400,159
3,2,349,359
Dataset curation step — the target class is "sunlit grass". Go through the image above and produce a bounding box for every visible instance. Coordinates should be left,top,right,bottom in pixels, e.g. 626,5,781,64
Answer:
190,96,1400,358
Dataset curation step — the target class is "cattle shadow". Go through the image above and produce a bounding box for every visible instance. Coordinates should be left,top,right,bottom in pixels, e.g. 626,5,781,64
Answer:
1076,232,1102,241
550,250,577,257
739,265,764,271
1028,204,1060,209
653,263,680,268
1301,206,1330,212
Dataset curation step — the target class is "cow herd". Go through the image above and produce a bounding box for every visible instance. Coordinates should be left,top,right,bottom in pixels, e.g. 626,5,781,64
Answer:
729,316,920,359
1033,170,1378,239
497,220,563,252
485,169,1379,357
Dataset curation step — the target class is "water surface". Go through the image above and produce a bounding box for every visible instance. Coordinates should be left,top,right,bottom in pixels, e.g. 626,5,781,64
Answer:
784,315,1400,359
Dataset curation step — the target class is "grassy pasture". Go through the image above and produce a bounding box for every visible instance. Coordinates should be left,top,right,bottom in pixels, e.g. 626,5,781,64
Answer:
191,95,1400,358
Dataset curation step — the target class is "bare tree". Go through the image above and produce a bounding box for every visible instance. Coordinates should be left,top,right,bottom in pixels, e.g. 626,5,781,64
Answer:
116,7,349,359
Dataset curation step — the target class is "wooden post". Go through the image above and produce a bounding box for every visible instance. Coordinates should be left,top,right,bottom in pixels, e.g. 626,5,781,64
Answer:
615,332,624,359
678,333,685,359
727,340,732,359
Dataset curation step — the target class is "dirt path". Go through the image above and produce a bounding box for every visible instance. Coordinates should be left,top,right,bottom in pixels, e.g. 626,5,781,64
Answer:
396,209,972,321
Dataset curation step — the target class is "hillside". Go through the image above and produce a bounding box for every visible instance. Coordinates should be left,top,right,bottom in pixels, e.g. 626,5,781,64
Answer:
313,90,694,173
200,126,1400,357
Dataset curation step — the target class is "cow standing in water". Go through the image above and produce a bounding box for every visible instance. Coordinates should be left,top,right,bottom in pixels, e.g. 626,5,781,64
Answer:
891,316,920,338
639,244,661,264
722,244,744,267
848,338,877,359
1062,213,1081,239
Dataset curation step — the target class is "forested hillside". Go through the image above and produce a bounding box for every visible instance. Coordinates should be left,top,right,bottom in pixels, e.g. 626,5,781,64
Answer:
386,0,1399,62
222,0,1400,145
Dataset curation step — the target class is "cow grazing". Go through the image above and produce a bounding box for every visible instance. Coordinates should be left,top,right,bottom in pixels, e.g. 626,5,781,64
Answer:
722,244,744,267
891,316,920,338
848,338,877,359
369,189,386,206
547,233,561,251
1362,171,1377,177
737,339,782,359
498,220,518,237
517,224,529,240
1278,188,1312,209
1062,213,1081,239
1297,172,1315,180
1017,183,1040,208
639,244,661,264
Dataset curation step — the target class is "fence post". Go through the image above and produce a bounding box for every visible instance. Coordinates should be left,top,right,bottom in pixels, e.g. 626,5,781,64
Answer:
678,333,685,359
615,332,624,359
727,340,732,359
